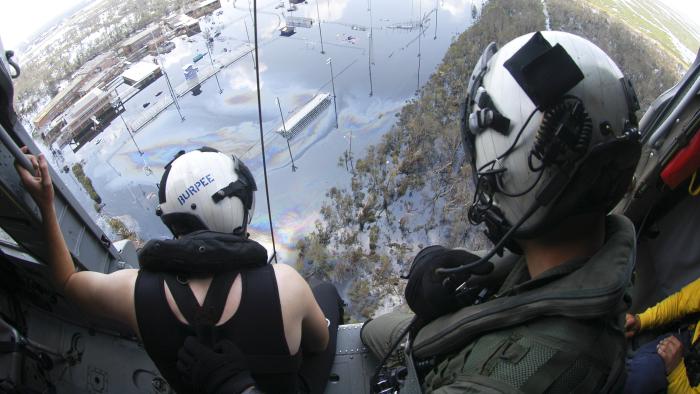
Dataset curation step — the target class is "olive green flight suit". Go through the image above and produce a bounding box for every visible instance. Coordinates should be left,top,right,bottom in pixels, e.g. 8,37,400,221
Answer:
362,215,635,393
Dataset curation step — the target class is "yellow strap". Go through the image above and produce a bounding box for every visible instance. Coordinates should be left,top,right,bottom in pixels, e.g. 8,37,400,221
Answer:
690,171,700,196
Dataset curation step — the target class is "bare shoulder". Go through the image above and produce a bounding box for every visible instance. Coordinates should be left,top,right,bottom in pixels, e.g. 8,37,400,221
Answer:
108,267,140,282
65,268,140,335
68,267,139,295
271,263,308,293
272,264,312,309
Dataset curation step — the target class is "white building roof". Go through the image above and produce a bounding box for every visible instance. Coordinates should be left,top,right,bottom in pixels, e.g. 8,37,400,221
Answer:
121,25,161,48
168,14,199,29
197,0,221,7
63,88,109,123
122,61,161,84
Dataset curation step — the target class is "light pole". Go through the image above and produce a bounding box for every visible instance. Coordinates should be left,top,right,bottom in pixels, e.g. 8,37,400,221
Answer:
416,0,423,94
315,0,325,54
243,19,256,69
204,34,223,94
150,26,184,121
326,58,338,128
434,0,438,40
276,97,297,172
368,0,373,96
163,64,185,121
347,129,354,173
113,95,143,156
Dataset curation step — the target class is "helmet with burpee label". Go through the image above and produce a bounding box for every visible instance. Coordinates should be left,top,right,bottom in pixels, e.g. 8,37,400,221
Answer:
156,147,257,237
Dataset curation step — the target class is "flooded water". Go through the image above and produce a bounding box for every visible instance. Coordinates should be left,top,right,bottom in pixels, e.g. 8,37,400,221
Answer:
61,0,478,264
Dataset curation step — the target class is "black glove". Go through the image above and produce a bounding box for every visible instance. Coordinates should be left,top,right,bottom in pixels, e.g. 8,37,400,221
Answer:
404,245,487,323
177,336,257,394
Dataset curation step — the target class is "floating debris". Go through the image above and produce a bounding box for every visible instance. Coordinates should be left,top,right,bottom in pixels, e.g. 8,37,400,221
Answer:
280,26,296,37
336,33,358,44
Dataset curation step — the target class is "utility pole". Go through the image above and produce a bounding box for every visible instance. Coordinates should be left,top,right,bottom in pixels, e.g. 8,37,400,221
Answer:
434,0,438,40
326,57,338,128
276,97,297,172
151,26,184,121
164,66,185,121
416,0,423,94
117,101,143,155
112,92,144,156
315,0,325,54
205,36,223,94
347,129,354,173
243,19,256,69
368,0,373,96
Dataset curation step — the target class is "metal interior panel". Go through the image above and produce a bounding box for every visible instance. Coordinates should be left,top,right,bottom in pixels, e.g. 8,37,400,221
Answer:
325,324,378,394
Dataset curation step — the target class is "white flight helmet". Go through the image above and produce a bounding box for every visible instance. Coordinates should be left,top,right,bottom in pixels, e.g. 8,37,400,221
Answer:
156,147,257,237
461,31,641,245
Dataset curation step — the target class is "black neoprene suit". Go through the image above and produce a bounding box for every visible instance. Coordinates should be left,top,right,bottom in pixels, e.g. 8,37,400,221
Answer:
135,265,301,393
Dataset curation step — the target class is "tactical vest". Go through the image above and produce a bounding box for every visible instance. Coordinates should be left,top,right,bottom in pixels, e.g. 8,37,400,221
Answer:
414,215,635,393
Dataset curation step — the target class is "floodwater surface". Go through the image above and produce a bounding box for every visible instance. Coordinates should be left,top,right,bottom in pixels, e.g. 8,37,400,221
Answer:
61,0,479,264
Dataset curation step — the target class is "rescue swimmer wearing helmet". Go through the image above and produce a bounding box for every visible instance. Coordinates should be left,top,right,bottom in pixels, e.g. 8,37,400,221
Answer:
358,31,643,393
14,147,341,394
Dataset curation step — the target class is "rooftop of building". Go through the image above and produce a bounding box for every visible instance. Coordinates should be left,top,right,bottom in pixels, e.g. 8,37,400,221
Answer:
122,59,161,83
33,75,88,123
74,51,116,77
63,88,110,123
167,13,199,28
120,25,161,48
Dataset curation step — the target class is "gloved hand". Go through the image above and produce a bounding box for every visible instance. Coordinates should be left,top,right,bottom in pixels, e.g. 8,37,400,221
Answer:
177,336,257,394
404,245,486,323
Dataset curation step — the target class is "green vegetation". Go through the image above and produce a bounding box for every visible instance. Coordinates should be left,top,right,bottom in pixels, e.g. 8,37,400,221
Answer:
106,216,142,246
584,0,699,67
297,0,684,320
556,0,684,110
71,163,102,205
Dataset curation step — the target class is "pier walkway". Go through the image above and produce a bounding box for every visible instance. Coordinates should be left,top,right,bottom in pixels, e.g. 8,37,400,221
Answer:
277,93,331,139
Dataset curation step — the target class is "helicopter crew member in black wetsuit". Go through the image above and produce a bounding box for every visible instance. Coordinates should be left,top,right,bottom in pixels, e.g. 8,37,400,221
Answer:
15,147,343,393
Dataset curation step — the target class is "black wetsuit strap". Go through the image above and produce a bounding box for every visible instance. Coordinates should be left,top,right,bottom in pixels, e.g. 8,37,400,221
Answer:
164,272,238,346
163,274,201,325
201,271,238,324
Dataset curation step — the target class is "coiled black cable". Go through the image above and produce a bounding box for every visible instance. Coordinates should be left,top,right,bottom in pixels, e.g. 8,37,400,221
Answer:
529,96,592,172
